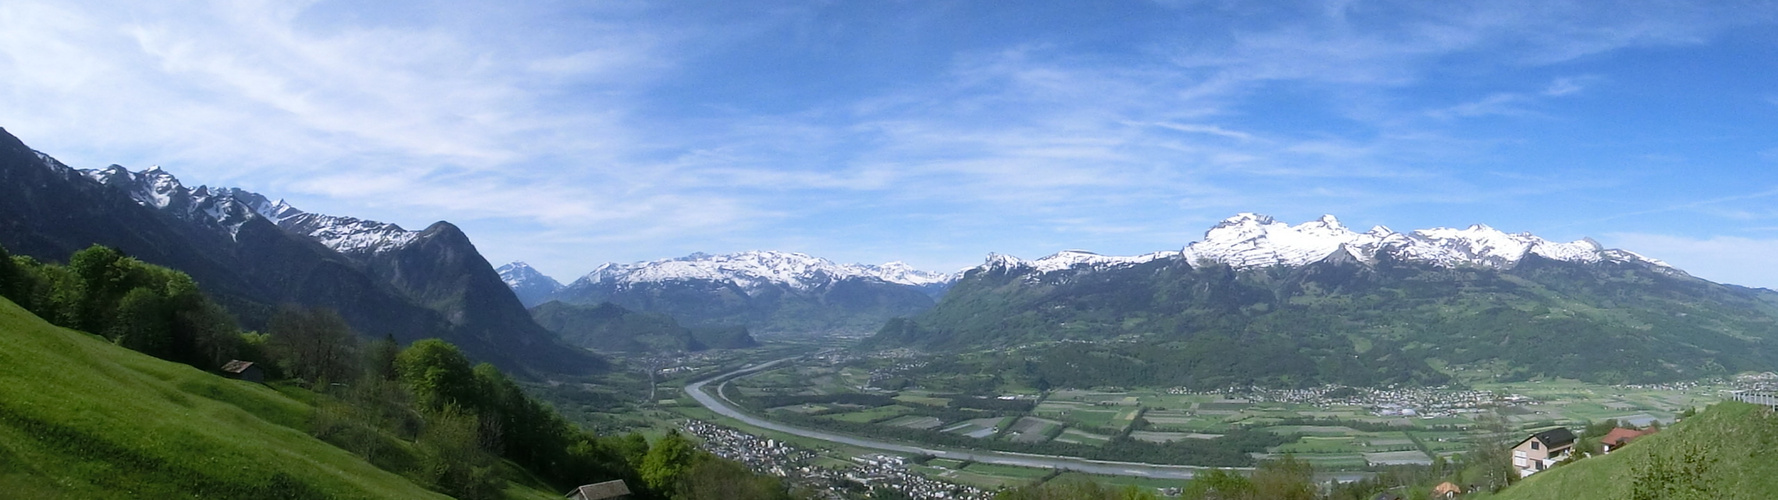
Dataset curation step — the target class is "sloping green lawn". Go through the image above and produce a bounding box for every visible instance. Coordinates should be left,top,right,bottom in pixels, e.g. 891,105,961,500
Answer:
1489,401,1778,500
0,297,455,499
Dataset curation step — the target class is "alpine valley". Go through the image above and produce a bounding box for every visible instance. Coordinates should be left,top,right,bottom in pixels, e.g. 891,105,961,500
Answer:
863,213,1778,388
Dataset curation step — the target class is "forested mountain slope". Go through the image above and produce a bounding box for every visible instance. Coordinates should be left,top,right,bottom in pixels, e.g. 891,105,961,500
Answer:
0,127,598,375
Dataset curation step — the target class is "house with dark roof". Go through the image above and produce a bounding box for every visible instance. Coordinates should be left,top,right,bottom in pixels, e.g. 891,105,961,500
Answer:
567,479,630,500
220,360,263,383
1511,427,1575,477
1600,427,1655,453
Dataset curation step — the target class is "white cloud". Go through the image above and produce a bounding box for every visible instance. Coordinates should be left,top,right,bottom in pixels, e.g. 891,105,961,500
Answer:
5,0,1777,278
1542,76,1591,96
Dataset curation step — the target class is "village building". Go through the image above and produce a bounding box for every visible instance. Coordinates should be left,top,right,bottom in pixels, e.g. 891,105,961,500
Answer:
566,479,630,500
220,360,263,383
1599,427,1656,453
1431,482,1462,498
1511,428,1575,477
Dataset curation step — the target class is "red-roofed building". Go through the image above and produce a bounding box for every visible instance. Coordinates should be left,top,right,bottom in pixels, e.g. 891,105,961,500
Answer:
1600,427,1655,453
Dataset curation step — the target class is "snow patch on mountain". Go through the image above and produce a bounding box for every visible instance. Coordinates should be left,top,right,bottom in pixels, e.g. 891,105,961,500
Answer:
984,250,1179,274
498,261,562,291
577,251,956,291
78,164,418,254
973,213,1673,275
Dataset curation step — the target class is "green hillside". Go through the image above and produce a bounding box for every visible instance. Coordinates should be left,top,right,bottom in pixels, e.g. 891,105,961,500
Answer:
869,254,1778,388
0,295,501,499
1490,402,1778,500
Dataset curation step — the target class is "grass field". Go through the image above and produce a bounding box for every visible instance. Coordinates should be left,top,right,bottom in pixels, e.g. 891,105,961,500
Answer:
0,298,465,499
1488,402,1778,500
826,404,912,423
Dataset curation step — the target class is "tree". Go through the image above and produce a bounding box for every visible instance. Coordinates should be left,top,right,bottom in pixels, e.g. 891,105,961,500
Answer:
67,245,134,333
268,306,361,384
995,478,1157,500
365,334,401,381
414,407,502,500
640,430,699,494
0,244,19,303
175,300,244,368
1630,443,1716,500
111,287,171,357
397,339,479,412
677,456,794,500
1251,455,1315,500
1181,469,1254,500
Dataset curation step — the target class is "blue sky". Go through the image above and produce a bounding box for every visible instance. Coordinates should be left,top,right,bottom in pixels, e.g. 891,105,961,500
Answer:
5,1,1778,287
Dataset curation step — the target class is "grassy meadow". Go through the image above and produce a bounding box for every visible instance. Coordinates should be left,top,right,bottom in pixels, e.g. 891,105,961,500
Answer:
0,297,551,499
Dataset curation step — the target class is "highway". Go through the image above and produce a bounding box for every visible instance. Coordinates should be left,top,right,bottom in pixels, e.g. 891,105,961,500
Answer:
684,357,1231,480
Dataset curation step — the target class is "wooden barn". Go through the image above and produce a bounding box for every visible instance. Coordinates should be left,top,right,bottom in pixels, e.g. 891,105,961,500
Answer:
220,360,264,383
567,479,631,500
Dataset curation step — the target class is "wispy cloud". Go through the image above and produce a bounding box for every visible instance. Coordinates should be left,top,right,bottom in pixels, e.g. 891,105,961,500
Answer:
3,1,1776,278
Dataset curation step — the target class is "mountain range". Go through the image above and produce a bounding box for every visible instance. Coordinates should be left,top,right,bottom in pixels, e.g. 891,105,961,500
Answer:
976,213,1669,275
865,213,1778,387
0,127,599,375
505,251,955,337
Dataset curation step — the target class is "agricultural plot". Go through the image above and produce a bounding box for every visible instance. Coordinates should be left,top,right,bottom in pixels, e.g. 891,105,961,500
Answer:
893,391,951,407
1266,425,1360,436
1275,436,1362,454
1052,407,1124,430
1362,450,1433,466
917,465,1038,490
1129,430,1216,443
1054,428,1112,445
770,403,830,414
881,415,944,430
826,405,912,423
1004,417,1062,443
941,417,1007,438
1295,454,1370,469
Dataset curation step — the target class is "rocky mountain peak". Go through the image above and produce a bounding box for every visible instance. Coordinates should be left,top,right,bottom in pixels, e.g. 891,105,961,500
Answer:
970,213,1671,276
573,250,956,291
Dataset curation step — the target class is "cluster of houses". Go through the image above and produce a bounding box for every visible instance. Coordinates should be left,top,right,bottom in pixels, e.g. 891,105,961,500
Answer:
679,420,990,500
1509,423,1657,478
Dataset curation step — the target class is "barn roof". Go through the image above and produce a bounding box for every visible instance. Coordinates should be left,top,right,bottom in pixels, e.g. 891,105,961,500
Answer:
220,360,255,374
569,479,630,500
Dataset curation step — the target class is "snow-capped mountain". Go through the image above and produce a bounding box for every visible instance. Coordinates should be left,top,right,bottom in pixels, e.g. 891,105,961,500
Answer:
498,262,564,307
547,251,952,336
1,129,600,375
80,165,418,254
576,251,955,292
977,213,1671,275
981,250,1178,274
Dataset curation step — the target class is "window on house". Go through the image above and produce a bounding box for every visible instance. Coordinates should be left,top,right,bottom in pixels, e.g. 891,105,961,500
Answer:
1531,441,1540,450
